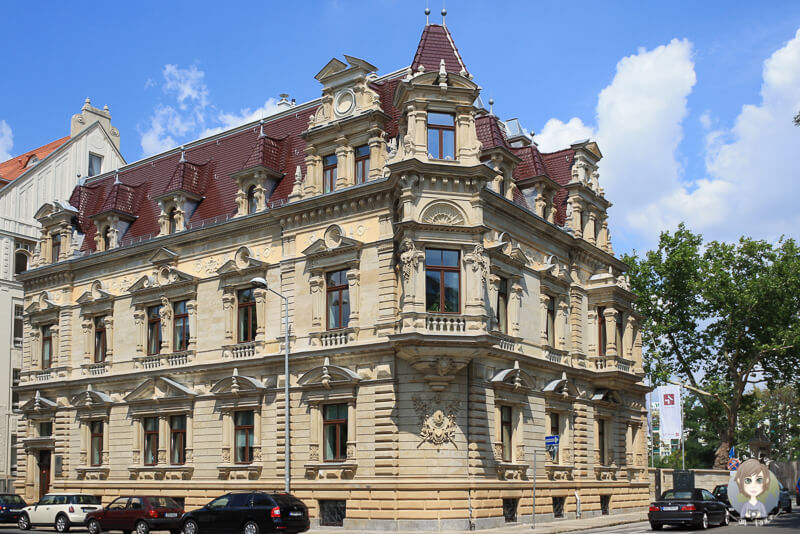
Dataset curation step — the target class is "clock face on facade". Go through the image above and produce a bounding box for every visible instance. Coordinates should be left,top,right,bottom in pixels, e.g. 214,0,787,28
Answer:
334,90,355,117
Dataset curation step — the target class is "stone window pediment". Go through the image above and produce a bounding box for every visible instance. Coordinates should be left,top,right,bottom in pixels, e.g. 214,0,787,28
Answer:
592,388,622,406
124,376,196,415
20,390,58,419
419,201,468,227
128,265,197,303
542,372,580,400
210,368,265,410
77,280,114,316
486,233,529,271
25,291,61,325
302,225,362,267
490,360,534,396
298,357,360,399
216,246,267,287
71,386,112,421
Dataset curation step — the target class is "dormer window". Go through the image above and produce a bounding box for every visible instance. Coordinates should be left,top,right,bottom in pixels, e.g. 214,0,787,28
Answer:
354,145,370,184
51,233,61,263
168,208,178,234
427,112,455,160
247,185,258,214
88,154,103,177
14,251,28,274
102,227,112,251
323,154,338,193
26,155,39,168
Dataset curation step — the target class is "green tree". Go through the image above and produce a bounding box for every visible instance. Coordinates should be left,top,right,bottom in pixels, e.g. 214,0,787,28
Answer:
624,224,800,469
737,385,800,461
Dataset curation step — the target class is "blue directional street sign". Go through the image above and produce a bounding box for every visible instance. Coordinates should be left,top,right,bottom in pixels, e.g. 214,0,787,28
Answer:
545,435,560,446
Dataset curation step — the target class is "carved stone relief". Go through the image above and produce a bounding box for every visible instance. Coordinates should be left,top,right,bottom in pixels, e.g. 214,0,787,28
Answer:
420,202,465,226
412,393,460,450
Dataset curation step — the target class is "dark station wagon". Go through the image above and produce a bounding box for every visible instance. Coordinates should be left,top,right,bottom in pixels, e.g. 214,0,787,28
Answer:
648,488,729,530
0,494,27,524
181,492,309,534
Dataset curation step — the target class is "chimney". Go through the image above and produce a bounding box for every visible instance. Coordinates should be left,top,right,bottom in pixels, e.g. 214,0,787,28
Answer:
277,94,292,110
71,98,121,150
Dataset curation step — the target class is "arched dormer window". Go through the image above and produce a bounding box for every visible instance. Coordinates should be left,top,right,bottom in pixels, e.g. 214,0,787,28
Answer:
14,251,28,274
168,208,178,234
247,185,258,214
102,227,112,251
51,233,61,263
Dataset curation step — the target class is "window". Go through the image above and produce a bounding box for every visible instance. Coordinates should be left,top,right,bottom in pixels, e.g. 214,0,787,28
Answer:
326,270,350,330
14,251,27,274
147,305,162,355
427,112,455,160
237,288,257,343
598,419,606,465
13,305,23,348
90,421,103,466
108,497,128,511
319,500,346,527
323,154,337,193
39,422,52,437
615,312,624,354
600,495,611,515
502,498,518,523
170,415,186,465
143,417,159,465
552,496,565,519
51,233,61,263
546,297,556,346
323,403,347,462
41,325,53,369
497,277,508,333
168,208,178,234
88,154,103,177
597,306,607,356
234,411,254,464
173,300,189,351
549,412,560,462
94,316,107,363
425,249,460,313
247,185,258,214
500,405,512,462
129,497,144,510
354,145,370,184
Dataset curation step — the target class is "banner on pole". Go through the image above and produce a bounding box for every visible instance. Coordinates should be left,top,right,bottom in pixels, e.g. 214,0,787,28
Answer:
658,385,682,440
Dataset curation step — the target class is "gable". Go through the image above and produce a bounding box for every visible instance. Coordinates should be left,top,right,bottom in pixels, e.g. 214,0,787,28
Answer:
125,376,196,403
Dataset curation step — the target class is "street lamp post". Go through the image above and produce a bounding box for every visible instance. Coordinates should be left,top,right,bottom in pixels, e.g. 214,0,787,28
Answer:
251,277,290,494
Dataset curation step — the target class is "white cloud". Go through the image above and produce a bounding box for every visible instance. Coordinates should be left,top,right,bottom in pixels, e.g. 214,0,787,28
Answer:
535,117,594,152
0,120,12,162
162,64,208,112
699,110,712,130
200,98,282,138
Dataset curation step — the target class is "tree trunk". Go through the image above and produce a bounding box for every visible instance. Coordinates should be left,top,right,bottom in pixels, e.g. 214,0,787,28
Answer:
713,438,731,470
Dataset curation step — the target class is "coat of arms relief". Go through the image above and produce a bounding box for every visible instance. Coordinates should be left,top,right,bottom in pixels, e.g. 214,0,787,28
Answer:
412,393,461,450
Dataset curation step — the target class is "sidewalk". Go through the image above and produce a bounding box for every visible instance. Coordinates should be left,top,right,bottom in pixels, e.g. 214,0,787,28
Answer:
309,510,649,534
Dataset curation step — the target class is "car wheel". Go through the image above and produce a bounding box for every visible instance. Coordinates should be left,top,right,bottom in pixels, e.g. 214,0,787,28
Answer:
649,522,663,531
699,512,708,530
136,519,151,534
722,511,730,526
242,520,259,534
88,518,102,534
18,513,31,530
55,513,72,532
183,519,199,534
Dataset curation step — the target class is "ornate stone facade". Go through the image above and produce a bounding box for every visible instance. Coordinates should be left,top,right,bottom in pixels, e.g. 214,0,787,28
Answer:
14,20,648,530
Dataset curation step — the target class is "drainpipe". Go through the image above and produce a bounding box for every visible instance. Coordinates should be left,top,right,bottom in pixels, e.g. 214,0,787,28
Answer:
467,361,475,530
574,491,581,519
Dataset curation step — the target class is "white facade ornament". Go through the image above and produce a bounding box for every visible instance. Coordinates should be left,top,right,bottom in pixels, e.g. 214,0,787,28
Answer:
412,393,461,450
420,202,465,226
399,239,420,282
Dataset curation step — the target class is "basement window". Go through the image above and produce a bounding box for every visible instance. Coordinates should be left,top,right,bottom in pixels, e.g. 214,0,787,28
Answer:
552,496,565,519
319,499,346,527
502,498,518,523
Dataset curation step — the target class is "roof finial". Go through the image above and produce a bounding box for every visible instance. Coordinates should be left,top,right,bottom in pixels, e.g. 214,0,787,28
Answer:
259,119,266,138
179,145,186,163
441,7,447,26
114,170,121,185
489,98,495,115
425,7,430,25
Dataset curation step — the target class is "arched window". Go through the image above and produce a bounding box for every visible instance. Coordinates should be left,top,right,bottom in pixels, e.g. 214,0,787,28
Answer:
102,227,112,250
168,208,178,234
247,185,258,214
14,251,28,274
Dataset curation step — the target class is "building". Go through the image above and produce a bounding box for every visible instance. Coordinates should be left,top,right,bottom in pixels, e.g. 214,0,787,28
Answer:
15,17,649,530
0,100,124,492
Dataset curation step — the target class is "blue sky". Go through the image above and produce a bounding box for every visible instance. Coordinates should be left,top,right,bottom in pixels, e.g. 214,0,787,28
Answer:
2,0,799,255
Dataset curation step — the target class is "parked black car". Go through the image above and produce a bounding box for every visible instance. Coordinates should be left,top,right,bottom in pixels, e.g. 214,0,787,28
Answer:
181,492,309,534
771,482,792,515
0,494,27,524
648,488,729,530
712,484,738,518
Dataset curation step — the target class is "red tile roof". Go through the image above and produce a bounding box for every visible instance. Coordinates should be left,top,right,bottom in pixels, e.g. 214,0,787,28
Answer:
541,149,575,226
96,180,144,217
0,135,70,183
411,24,469,75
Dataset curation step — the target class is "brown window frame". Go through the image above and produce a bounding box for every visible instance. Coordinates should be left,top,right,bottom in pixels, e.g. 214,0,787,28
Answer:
326,270,350,331
90,420,103,466
234,411,254,464
427,112,456,160
615,312,624,355
597,306,607,356
237,288,257,343
42,325,53,369
51,233,61,263
425,249,461,314
147,305,162,355
143,417,159,466
247,185,258,214
13,304,23,348
546,297,556,347
598,418,606,465
323,403,348,462
354,145,370,184
102,226,112,250
500,405,513,462
497,277,508,333
173,300,189,352
94,316,107,363
323,154,337,193
168,208,178,234
170,415,186,465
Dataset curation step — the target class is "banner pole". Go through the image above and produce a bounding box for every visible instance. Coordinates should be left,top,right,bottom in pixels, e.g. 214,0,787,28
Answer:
680,385,685,470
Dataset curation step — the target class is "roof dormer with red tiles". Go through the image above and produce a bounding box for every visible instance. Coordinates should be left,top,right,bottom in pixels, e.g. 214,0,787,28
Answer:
231,121,286,216
90,172,146,251
152,146,214,236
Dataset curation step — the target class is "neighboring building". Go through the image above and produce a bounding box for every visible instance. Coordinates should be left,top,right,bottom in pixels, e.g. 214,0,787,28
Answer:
15,19,648,530
0,100,124,492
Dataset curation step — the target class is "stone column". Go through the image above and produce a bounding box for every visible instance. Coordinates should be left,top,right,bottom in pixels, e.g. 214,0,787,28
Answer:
309,273,324,330
159,300,172,354
463,244,488,318
222,288,235,341
487,274,500,331
587,310,597,355
603,307,619,357
254,180,266,211
556,298,569,350
624,315,635,359
368,131,385,180
308,402,320,462
569,288,584,353
221,412,231,464
346,400,357,460
585,212,597,245
102,420,110,465
134,307,145,354
346,270,360,328
303,149,321,196
81,318,93,363
104,316,114,358
50,325,60,367
158,416,168,464
58,225,71,261
599,217,610,252
335,140,352,189
569,199,584,239
539,294,551,345
254,288,267,344
131,417,141,465
409,104,428,159
509,280,523,337
185,412,194,463
253,411,262,462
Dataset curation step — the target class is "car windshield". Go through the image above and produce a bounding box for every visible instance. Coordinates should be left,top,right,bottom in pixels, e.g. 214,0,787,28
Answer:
661,491,693,500
715,487,727,496
1,495,25,505
71,495,101,505
149,497,180,509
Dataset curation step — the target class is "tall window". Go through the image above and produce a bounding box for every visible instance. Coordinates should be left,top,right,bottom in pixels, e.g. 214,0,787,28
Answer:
143,417,159,465
549,412,560,462
51,233,61,263
88,154,103,177
94,316,107,363
237,288,257,343
170,415,186,465
247,185,258,214
500,405,512,462
13,304,23,348
615,312,624,355
598,419,606,465
323,154,337,193
234,411,254,464
90,421,103,466
168,208,178,234
323,403,347,462
427,112,455,160
546,297,556,346
326,270,350,330
147,305,162,355
173,300,189,351
425,249,460,313
14,251,27,274
102,227,112,250
354,145,370,184
41,325,53,369
597,306,607,356
497,277,508,333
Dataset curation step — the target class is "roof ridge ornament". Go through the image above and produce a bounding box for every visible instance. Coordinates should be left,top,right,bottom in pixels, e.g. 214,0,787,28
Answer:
442,7,447,26
259,119,266,138
425,7,430,25
179,145,186,163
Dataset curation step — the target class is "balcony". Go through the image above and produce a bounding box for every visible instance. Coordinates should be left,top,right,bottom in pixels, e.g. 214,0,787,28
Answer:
545,348,570,366
490,331,519,352
222,341,257,359
589,356,637,374
309,327,357,347
425,314,466,333
133,350,193,370
80,362,110,376
20,365,69,383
